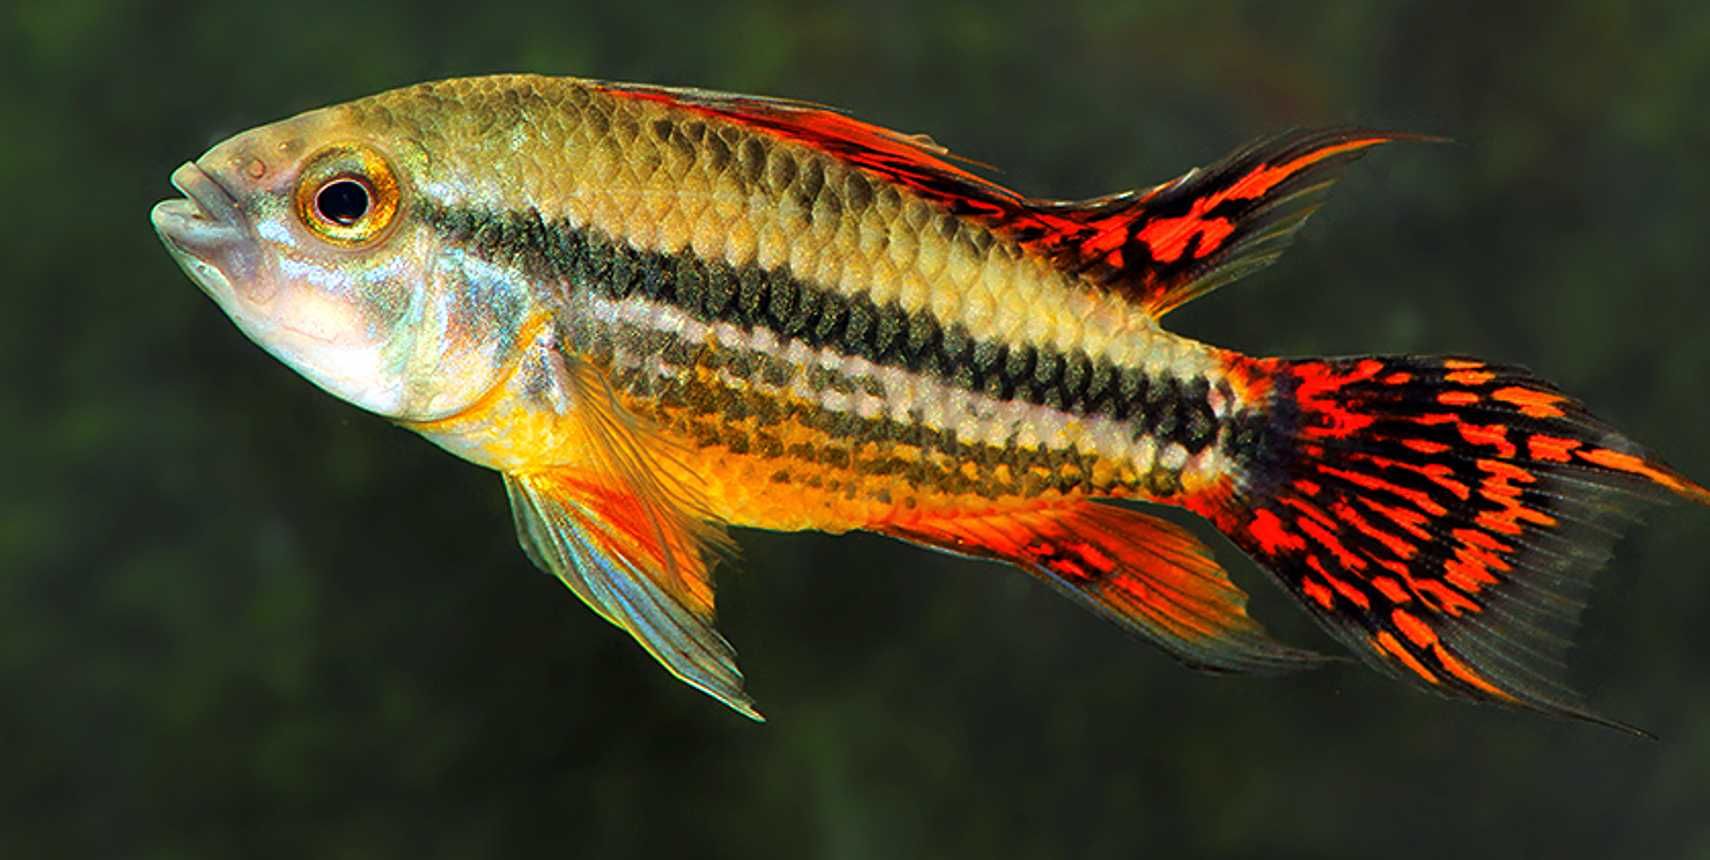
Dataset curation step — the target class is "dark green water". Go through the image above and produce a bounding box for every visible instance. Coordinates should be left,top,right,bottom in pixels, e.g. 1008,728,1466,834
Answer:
6,1,1709,856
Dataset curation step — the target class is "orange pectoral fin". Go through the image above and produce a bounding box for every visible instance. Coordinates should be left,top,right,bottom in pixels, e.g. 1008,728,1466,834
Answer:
880,502,1328,673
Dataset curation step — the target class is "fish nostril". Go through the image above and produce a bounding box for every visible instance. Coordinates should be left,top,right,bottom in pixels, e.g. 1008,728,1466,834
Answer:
170,161,244,227
245,157,267,179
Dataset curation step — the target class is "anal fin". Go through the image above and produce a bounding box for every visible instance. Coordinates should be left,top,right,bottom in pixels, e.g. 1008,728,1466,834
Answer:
880,502,1327,673
507,470,757,720
499,346,756,719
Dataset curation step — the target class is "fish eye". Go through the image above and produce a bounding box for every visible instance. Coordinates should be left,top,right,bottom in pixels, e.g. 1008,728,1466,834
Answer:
295,145,400,246
315,178,371,226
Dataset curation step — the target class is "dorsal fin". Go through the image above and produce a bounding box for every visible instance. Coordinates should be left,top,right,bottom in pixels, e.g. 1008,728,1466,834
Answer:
1027,128,1420,316
590,79,1030,220
594,83,1416,317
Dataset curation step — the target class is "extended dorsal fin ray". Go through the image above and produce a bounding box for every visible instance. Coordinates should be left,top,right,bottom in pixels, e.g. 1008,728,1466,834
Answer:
1028,128,1426,316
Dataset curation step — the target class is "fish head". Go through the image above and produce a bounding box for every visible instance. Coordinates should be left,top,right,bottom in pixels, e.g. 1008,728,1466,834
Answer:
152,101,534,422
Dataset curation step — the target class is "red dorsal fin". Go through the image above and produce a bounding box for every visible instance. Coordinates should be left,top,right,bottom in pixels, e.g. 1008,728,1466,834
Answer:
879,501,1329,673
591,80,1032,221
1027,128,1423,316
596,82,1420,317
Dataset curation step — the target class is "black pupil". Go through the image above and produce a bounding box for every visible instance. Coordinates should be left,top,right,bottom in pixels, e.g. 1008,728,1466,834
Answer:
316,179,370,226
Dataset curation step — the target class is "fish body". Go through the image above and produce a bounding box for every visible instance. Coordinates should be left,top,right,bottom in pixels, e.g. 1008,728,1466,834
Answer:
154,75,1708,728
346,79,1234,528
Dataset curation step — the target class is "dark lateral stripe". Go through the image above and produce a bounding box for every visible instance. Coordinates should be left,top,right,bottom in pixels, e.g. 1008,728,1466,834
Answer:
607,350,1123,500
588,318,1106,499
418,202,1230,455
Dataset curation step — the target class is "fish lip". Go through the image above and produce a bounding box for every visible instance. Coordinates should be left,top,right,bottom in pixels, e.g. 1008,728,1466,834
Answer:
152,161,262,301
152,162,246,253
171,160,244,226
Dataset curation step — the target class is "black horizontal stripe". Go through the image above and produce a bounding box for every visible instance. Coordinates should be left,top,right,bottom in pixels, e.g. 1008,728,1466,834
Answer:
418,202,1237,457
576,315,1110,498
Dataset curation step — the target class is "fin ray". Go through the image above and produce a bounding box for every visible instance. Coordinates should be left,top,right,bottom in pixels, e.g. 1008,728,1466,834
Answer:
592,79,1026,219
503,349,755,719
880,502,1330,673
1028,128,1428,316
1205,354,1708,732
506,472,758,720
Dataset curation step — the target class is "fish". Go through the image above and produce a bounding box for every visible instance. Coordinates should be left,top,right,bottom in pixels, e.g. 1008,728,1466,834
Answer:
152,74,1709,730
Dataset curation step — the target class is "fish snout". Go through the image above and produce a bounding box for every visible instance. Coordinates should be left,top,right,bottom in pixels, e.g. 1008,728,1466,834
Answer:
152,161,271,302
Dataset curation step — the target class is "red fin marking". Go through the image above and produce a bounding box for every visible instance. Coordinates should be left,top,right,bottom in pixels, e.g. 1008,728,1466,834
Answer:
1117,137,1387,265
1577,448,1710,502
531,472,712,609
1025,129,1422,316
1205,354,1707,732
879,502,1328,673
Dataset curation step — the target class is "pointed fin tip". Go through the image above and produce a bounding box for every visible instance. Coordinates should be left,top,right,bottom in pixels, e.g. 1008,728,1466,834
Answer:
499,351,756,721
1018,126,1444,318
879,501,1332,675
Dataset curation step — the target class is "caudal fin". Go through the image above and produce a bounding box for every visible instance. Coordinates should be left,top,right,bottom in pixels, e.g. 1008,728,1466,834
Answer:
1208,354,1707,731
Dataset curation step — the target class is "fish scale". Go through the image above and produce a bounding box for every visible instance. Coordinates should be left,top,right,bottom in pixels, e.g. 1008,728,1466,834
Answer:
414,198,1240,525
357,77,1200,377
155,73,1710,728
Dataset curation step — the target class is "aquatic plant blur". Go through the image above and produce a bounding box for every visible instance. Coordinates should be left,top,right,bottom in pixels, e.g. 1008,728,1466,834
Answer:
6,1,1710,856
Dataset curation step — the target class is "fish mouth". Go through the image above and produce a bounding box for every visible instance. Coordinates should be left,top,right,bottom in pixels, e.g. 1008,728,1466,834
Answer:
151,162,259,301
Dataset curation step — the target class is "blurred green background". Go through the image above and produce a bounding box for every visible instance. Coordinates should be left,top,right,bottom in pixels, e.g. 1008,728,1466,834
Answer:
6,1,1710,857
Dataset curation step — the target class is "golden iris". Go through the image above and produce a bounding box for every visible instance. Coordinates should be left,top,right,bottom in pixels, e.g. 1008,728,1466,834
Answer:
294,145,400,245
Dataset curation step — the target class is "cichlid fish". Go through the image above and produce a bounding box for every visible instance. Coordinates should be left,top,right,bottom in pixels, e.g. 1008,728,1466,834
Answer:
152,74,1708,729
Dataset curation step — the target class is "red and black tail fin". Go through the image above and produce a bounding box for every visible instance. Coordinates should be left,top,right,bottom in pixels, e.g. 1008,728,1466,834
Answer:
1207,354,1708,731
1025,128,1432,316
